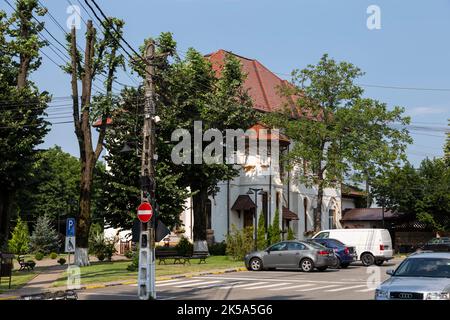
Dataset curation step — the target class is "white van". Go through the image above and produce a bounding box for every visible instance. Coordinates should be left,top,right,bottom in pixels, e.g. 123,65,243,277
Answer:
312,229,394,266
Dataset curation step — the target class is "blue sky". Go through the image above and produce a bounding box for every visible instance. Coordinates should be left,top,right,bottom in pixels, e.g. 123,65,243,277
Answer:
6,0,449,166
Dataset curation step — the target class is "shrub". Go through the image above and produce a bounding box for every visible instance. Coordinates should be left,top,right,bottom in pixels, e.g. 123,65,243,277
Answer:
50,252,58,259
57,258,66,265
208,242,226,256
90,232,117,262
124,249,134,259
8,217,30,258
30,215,60,254
127,251,139,271
175,236,193,256
256,212,267,250
225,225,254,260
96,252,105,261
35,252,44,260
287,227,295,240
268,209,281,245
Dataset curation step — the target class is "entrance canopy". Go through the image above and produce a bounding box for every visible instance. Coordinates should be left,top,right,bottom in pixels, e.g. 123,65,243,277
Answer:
231,195,256,211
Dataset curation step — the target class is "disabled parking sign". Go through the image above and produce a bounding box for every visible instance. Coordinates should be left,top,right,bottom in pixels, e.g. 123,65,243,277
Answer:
65,218,76,253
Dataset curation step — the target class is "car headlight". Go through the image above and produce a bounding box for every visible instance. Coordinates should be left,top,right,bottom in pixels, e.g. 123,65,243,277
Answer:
375,289,389,300
426,292,450,300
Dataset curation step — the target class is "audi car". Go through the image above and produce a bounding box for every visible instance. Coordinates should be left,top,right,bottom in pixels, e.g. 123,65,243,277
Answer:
375,252,450,300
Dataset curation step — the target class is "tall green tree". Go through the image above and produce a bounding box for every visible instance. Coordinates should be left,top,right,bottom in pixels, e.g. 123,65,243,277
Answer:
372,158,450,231
130,38,256,251
8,216,30,257
0,0,49,247
30,215,60,254
256,212,266,250
269,208,281,244
66,18,126,265
445,119,450,164
264,54,411,232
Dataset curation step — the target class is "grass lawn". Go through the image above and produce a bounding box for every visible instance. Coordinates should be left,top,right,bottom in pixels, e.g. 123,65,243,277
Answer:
52,256,244,287
0,270,37,294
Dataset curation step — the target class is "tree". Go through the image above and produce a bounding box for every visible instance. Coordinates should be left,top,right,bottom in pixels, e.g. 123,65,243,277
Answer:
445,119,450,164
264,54,411,232
256,212,267,250
8,216,30,257
66,18,125,266
287,227,295,240
130,39,256,251
372,158,450,231
269,208,281,245
0,0,49,247
30,215,60,254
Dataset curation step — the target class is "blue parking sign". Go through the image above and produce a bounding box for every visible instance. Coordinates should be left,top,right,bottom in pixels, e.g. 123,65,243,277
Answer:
66,218,76,237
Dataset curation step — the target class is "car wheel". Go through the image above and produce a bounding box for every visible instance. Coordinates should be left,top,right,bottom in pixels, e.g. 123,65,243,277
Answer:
331,257,341,269
375,260,384,266
300,258,314,272
340,263,350,269
317,266,327,272
249,258,263,271
361,253,375,266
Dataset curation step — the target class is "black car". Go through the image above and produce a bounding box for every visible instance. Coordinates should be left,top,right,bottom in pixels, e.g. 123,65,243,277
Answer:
418,237,450,252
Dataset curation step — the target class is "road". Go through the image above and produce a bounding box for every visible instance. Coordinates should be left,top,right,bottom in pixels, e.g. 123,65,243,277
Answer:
76,258,403,300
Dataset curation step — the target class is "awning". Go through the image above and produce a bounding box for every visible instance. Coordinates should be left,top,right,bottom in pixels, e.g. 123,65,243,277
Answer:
282,206,299,220
340,208,398,221
231,195,255,211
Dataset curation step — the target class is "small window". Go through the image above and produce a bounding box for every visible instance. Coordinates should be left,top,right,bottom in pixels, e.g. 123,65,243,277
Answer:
269,242,288,252
288,242,305,251
314,232,329,239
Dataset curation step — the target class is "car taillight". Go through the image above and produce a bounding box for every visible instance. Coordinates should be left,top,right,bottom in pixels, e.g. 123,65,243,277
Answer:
380,244,385,251
318,250,329,255
344,247,349,255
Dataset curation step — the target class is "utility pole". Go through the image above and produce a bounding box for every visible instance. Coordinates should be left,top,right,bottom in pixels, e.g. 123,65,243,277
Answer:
138,40,156,300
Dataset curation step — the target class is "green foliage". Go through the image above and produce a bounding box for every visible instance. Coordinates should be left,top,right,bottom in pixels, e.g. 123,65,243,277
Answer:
8,217,30,255
175,236,193,256
30,215,60,254
268,209,281,245
225,225,254,260
57,257,66,265
89,232,117,261
256,212,267,250
0,0,50,246
287,227,295,240
372,158,450,231
50,252,57,259
127,250,139,271
263,54,411,232
208,242,227,256
34,252,44,260
124,249,135,259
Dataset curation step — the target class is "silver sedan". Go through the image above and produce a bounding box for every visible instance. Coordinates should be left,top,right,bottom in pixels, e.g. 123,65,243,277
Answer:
244,240,337,272
375,252,450,300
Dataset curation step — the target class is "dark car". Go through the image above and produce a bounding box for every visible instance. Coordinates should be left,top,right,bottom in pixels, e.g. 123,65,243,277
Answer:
418,237,450,253
244,240,337,272
308,238,357,268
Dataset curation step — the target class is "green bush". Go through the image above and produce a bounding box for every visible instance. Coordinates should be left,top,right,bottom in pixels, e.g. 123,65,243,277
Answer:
268,209,281,245
225,225,254,260
124,249,134,259
208,242,226,256
257,212,267,250
175,236,193,256
50,252,58,259
90,232,117,262
287,227,295,240
57,258,66,265
35,252,44,260
8,217,30,257
127,251,139,271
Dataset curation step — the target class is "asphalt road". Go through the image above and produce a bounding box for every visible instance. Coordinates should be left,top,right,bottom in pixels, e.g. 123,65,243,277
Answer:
76,258,403,300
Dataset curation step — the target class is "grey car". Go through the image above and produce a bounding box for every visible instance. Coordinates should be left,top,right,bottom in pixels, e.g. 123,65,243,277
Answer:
244,240,337,272
375,252,450,300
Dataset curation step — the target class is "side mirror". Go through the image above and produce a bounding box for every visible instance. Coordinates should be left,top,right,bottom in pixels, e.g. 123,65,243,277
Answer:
265,249,271,254
386,269,394,276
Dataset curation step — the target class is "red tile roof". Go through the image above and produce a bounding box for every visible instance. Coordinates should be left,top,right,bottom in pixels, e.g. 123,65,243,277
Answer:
231,195,256,211
282,206,299,220
206,49,296,113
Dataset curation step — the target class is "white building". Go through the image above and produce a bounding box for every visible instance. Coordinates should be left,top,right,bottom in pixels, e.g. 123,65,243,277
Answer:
179,50,344,244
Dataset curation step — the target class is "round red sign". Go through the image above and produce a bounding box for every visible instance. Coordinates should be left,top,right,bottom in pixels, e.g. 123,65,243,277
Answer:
137,202,153,223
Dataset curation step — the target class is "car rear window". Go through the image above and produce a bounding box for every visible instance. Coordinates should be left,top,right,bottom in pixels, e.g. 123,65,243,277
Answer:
328,239,345,246
305,241,327,250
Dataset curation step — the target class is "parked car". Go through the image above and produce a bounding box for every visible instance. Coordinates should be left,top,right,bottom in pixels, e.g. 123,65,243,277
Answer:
375,252,450,300
308,238,357,268
417,237,450,253
312,228,394,266
244,240,337,272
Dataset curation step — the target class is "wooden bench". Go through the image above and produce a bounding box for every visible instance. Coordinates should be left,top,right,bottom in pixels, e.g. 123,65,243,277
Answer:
185,251,209,265
18,256,35,271
155,250,189,265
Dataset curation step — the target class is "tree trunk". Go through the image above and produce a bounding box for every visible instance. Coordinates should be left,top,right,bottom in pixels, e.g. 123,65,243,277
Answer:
0,190,14,248
192,186,208,252
315,183,324,233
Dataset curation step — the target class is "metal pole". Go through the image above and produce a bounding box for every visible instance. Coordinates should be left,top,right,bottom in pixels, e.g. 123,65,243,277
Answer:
138,40,156,300
254,192,258,250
